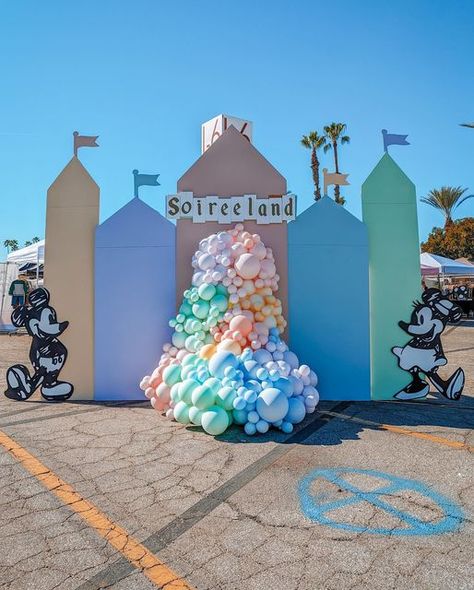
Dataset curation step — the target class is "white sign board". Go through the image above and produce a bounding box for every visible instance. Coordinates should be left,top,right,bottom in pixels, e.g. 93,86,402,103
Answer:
166,193,296,224
201,114,253,153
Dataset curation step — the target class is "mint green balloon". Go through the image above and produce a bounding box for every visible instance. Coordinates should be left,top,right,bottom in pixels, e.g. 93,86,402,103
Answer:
204,333,214,345
163,364,181,387
201,405,230,435
216,386,237,411
216,284,228,296
192,300,210,319
189,406,203,426
180,364,195,380
203,377,221,394
179,378,200,404
173,401,191,424
185,335,198,353
198,283,216,301
182,354,198,367
210,294,228,313
172,331,187,349
170,383,181,403
179,301,192,316
184,319,196,334
191,384,215,410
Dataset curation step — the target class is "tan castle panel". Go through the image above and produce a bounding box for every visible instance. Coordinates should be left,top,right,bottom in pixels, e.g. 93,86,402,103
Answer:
177,126,289,333
43,157,99,400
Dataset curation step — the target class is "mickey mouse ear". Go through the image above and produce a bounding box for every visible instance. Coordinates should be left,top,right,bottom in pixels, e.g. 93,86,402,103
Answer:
11,306,28,328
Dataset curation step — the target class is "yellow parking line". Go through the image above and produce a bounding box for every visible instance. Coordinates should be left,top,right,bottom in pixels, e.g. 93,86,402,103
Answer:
321,410,473,452
380,423,473,451
0,430,195,590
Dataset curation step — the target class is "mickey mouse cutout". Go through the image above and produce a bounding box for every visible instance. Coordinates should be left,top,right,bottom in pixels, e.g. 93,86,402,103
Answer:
4,288,74,401
392,288,465,400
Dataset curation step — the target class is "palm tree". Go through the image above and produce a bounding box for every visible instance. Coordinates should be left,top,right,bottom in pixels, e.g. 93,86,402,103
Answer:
460,123,474,128
301,131,326,200
323,123,350,205
420,186,473,227
25,240,32,247
32,236,40,243
3,239,19,253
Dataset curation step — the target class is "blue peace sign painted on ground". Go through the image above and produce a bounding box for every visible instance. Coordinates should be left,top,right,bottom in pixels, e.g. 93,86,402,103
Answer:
298,467,464,536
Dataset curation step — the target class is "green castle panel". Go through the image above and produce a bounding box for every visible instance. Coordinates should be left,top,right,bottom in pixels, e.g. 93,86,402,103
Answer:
362,153,421,400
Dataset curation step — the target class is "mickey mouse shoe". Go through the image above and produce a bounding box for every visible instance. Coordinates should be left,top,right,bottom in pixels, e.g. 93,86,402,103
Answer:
41,382,74,402
4,365,34,401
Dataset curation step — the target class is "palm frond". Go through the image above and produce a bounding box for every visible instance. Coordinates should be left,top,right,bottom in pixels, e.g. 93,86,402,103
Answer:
420,186,469,225
323,123,350,144
460,122,474,128
301,131,326,150
456,193,474,208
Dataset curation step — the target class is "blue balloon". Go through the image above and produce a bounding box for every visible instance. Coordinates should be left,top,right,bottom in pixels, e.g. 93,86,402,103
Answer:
274,377,293,397
243,360,259,378
285,397,306,424
209,351,238,379
253,349,273,365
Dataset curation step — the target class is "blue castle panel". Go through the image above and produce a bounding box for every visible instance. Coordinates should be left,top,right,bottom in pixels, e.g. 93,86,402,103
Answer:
95,198,176,401
288,197,370,400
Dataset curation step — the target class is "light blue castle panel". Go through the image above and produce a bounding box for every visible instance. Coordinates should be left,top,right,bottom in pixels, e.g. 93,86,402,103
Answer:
288,197,370,400
95,198,176,401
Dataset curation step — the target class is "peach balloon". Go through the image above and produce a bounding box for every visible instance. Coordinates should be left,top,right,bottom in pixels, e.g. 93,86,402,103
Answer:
217,338,242,355
229,314,253,337
199,343,216,359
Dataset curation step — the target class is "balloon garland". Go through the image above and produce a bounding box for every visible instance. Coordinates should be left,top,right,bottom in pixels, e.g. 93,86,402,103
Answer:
140,224,319,436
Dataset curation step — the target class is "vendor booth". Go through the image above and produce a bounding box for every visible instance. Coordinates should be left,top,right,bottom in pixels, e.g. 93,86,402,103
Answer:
7,240,44,286
421,252,474,316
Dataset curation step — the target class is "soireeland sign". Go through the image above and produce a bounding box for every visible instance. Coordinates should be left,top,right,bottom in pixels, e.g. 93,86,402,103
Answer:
166,192,296,224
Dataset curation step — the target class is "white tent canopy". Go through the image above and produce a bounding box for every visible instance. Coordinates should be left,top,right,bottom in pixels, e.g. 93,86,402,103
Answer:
421,252,474,276
7,240,44,266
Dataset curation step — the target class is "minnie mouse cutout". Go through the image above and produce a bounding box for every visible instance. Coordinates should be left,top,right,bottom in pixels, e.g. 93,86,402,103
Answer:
392,288,465,400
4,287,74,401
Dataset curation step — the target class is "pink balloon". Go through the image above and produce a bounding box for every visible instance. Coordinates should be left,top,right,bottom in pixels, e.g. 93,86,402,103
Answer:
139,376,150,391
156,383,171,404
235,253,260,280
144,387,155,399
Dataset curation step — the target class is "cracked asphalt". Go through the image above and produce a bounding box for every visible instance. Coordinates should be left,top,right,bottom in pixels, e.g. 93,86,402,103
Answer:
0,323,473,590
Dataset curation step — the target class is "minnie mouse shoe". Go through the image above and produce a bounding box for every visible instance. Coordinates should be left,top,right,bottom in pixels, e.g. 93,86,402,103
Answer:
442,369,465,401
4,365,33,401
41,382,74,402
394,381,430,400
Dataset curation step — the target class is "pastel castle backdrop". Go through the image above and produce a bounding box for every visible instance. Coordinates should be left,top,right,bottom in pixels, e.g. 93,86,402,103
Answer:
43,118,421,402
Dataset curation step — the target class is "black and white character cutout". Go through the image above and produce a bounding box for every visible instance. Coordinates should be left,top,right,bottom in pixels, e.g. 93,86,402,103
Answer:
4,288,74,402
392,288,465,401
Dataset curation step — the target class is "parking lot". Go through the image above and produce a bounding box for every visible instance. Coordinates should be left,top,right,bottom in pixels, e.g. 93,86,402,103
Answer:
0,323,473,590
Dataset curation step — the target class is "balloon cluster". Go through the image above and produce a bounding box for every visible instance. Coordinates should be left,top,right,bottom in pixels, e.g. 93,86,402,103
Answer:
140,224,319,436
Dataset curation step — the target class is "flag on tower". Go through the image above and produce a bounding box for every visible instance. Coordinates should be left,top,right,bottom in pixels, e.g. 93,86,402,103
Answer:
133,169,160,198
323,168,350,196
73,131,99,156
382,129,410,152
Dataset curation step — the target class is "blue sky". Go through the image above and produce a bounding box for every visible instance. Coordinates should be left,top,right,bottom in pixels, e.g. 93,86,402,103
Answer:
1,0,473,258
